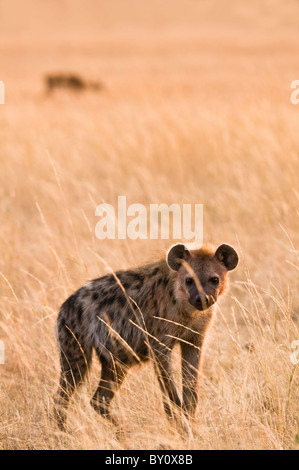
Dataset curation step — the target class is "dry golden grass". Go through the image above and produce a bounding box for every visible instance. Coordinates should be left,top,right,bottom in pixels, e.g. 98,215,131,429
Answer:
0,0,298,450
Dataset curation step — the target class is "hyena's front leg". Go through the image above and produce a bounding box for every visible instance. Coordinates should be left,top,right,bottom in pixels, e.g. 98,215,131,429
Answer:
152,347,182,418
90,356,128,424
180,340,201,418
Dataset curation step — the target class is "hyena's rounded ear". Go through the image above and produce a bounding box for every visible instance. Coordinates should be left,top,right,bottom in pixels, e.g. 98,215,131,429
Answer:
215,244,239,271
166,244,190,271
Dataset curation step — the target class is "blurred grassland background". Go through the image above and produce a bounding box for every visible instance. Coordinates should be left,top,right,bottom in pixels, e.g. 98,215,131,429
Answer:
0,0,298,449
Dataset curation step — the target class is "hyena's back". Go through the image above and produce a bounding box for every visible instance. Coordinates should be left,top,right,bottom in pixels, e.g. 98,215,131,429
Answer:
56,262,172,369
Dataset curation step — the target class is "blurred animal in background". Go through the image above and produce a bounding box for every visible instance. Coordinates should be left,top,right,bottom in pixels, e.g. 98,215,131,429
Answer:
45,73,103,94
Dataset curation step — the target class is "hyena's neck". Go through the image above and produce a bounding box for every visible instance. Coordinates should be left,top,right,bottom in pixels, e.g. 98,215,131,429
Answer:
131,259,177,311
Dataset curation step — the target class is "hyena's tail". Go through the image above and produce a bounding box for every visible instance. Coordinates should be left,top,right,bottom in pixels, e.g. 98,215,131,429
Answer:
54,295,92,430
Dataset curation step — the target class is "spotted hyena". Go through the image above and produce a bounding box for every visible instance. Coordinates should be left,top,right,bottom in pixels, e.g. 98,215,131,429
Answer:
54,243,238,429
45,73,102,93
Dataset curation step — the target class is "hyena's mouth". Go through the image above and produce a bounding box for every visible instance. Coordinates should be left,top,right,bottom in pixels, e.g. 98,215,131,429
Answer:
190,294,215,311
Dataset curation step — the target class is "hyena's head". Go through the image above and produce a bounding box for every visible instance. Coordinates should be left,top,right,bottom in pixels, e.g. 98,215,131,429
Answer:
167,243,238,311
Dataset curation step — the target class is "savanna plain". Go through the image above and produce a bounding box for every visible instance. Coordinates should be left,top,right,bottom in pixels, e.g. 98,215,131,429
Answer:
0,0,298,450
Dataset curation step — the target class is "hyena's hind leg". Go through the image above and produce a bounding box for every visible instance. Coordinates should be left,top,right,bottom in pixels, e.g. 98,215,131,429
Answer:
90,355,128,425
54,321,92,431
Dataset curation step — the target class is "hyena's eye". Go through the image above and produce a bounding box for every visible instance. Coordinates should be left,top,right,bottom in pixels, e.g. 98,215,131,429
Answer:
185,277,194,286
210,276,219,286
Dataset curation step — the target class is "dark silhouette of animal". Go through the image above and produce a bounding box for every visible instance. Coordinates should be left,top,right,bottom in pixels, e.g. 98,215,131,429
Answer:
45,73,102,93
54,243,238,429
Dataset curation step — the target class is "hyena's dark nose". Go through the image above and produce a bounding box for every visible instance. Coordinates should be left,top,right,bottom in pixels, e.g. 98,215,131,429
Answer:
195,294,208,309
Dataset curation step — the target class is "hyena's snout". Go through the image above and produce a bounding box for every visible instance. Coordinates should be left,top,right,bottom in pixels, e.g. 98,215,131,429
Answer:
194,293,209,310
